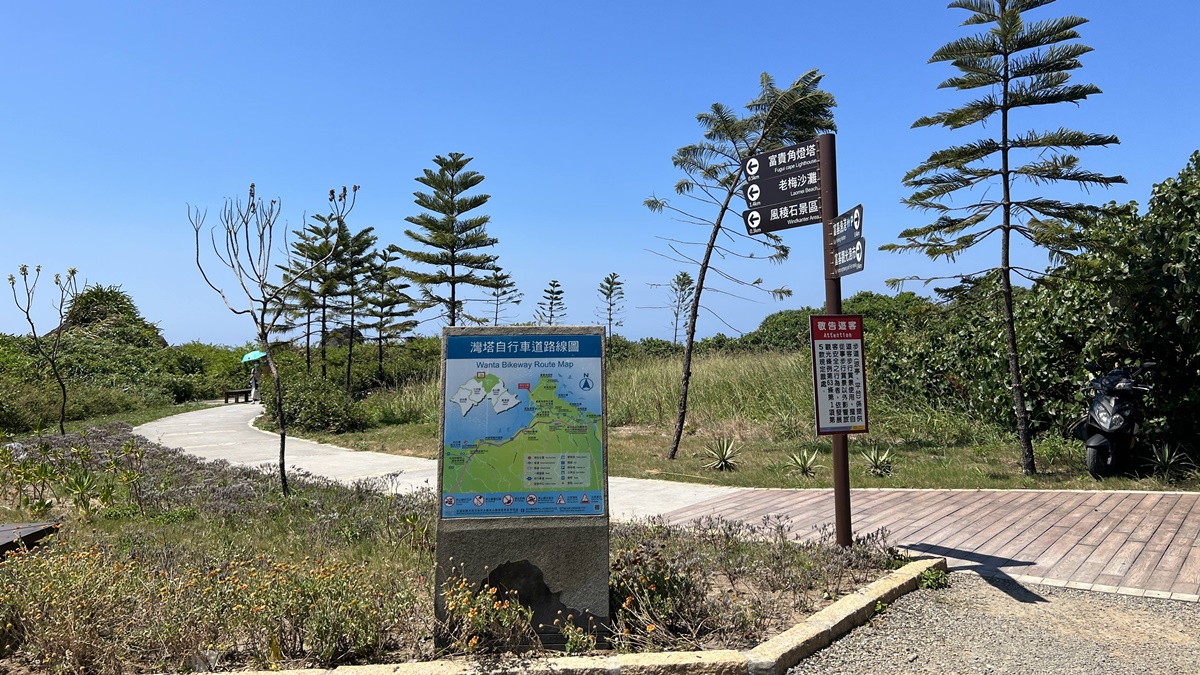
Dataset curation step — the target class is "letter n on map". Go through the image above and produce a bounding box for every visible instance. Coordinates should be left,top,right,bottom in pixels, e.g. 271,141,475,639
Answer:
435,325,609,648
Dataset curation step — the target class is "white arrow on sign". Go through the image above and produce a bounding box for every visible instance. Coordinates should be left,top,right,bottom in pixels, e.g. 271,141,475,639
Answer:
745,157,759,176
855,239,864,263
747,184,760,202
746,211,761,229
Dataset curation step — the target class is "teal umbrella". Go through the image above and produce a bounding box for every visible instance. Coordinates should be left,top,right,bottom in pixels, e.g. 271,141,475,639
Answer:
241,350,267,363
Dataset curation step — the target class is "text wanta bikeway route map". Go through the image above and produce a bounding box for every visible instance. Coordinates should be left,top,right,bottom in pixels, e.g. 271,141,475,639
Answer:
441,333,605,518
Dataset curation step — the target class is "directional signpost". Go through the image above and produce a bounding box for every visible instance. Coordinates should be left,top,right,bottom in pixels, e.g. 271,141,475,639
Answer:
831,204,865,278
742,138,823,235
742,134,864,547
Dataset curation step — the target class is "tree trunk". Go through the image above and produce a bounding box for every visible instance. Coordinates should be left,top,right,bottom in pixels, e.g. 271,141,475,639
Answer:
54,367,67,436
1001,47,1036,475
264,349,289,496
377,335,385,384
667,192,736,460
345,288,356,394
319,298,328,380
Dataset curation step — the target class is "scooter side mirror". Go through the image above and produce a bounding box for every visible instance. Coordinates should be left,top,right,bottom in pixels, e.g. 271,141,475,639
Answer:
1140,361,1158,370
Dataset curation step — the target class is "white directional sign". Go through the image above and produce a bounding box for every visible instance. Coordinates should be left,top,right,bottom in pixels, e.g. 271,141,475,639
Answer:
741,138,820,186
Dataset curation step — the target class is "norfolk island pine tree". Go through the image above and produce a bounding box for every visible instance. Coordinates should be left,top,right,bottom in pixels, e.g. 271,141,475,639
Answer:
645,71,836,460
883,0,1125,475
391,152,501,327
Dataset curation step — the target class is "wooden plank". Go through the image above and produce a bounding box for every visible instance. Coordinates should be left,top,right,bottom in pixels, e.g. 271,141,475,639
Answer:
1077,492,1143,547
1026,491,1127,569
987,491,1098,564
1003,487,1104,578
0,522,58,554
1024,495,1123,581
1042,538,1097,582
916,487,1041,552
1091,538,1148,588
715,488,821,525
860,490,971,540
1070,496,1146,585
1127,493,1181,543
957,492,1062,553
1123,494,1194,590
1144,494,1200,592
1115,492,1166,537
898,490,1029,551
1170,539,1200,597
848,490,935,539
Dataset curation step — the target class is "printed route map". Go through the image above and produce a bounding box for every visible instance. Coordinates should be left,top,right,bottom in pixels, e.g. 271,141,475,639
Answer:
440,333,605,519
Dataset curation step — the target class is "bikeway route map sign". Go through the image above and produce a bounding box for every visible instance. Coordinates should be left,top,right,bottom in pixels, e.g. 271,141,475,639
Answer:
440,332,606,519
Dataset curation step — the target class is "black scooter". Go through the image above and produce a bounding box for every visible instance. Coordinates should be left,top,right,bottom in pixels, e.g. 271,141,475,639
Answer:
1071,362,1155,479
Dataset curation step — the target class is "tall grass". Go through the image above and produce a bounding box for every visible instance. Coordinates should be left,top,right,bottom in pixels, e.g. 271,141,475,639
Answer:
607,351,1004,446
609,352,816,440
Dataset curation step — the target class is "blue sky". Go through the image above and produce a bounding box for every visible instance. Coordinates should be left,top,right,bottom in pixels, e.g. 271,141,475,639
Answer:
3,1,1197,346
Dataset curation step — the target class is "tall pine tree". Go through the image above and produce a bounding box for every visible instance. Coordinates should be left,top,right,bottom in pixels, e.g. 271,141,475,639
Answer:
595,272,625,337
392,153,499,326
883,0,1124,475
535,279,566,326
332,223,377,393
485,269,523,326
362,248,418,384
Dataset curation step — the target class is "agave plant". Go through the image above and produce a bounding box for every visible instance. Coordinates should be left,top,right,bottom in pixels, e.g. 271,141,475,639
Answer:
704,437,741,471
860,446,893,478
786,449,822,478
1145,444,1196,483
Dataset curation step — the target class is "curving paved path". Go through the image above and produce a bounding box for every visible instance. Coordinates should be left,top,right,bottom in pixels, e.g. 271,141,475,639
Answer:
136,405,1200,602
133,404,741,521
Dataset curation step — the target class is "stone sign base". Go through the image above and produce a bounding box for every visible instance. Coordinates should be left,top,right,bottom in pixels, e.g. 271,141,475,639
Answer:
435,516,610,649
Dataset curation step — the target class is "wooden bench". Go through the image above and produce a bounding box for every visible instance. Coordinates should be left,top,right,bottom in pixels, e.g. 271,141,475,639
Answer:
224,389,253,403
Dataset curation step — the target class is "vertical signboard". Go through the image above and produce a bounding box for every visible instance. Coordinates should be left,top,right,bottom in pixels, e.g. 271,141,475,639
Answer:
441,331,606,518
437,326,611,649
810,315,869,435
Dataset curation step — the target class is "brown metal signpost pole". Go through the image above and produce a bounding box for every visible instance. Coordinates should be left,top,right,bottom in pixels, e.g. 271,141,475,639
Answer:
817,133,852,547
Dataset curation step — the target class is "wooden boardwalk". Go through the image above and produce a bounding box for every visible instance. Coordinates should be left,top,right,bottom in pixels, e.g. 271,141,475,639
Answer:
0,522,58,555
661,488,1200,602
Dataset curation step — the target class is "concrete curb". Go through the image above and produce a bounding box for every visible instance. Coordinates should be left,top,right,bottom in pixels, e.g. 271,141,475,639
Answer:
243,558,947,675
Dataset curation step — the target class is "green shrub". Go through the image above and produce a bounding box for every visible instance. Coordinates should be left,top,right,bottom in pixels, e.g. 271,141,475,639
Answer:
637,337,682,359
267,375,372,433
736,308,818,352
606,334,640,362
919,568,950,590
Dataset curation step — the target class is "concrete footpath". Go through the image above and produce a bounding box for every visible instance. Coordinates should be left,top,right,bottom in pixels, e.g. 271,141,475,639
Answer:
134,403,741,521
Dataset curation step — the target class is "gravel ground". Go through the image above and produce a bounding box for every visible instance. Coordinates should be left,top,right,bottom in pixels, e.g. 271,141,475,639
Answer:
789,572,1200,675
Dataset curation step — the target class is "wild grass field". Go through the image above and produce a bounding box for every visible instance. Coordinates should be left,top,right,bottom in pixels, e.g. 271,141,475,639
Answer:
294,350,1198,492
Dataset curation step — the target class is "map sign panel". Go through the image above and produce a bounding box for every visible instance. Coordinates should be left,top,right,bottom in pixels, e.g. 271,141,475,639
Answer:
810,315,869,436
441,333,606,519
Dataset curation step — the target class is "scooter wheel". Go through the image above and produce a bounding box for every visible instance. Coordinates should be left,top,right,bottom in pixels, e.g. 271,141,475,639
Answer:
1086,446,1106,479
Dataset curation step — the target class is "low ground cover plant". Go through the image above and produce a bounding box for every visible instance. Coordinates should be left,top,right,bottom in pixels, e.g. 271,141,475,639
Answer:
0,426,899,673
